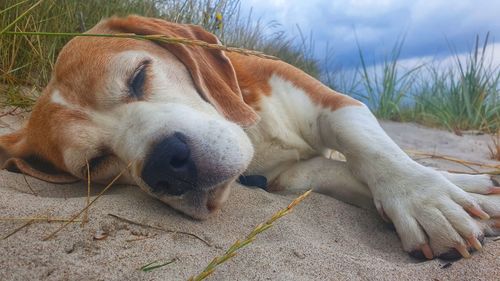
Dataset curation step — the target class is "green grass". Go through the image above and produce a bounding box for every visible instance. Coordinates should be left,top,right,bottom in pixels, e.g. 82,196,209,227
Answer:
356,36,422,121
412,34,500,132
326,34,499,132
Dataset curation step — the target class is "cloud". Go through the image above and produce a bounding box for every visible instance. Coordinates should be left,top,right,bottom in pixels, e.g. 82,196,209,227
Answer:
240,0,500,69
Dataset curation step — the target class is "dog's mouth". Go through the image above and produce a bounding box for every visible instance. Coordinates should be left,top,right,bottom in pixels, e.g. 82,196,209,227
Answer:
154,180,187,196
131,162,235,220
147,179,234,220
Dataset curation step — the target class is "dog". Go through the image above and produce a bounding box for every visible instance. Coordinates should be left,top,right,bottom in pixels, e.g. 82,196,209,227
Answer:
0,16,499,260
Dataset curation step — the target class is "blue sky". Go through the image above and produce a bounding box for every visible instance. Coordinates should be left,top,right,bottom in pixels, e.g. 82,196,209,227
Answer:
240,0,500,70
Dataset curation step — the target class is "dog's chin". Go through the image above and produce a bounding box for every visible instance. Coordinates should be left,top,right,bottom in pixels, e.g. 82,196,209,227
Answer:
145,180,234,220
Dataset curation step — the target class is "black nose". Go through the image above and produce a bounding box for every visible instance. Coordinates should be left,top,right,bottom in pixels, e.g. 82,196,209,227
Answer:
141,132,197,196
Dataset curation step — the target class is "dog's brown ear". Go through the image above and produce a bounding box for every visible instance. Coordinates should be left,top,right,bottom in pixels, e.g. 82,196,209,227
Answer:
106,15,259,127
0,130,79,184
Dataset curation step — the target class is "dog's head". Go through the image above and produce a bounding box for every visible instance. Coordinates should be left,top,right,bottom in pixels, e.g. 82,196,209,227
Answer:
0,16,259,219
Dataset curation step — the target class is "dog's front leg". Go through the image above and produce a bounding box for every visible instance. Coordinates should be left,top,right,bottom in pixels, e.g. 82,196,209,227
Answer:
316,104,490,259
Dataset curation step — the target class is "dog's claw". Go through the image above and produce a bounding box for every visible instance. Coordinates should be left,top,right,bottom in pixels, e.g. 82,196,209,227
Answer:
467,236,482,251
455,244,471,258
488,186,500,194
466,206,490,220
422,244,433,259
409,244,433,260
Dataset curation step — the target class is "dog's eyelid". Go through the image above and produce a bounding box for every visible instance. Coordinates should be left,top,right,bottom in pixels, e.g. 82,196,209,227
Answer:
128,60,151,99
81,149,113,176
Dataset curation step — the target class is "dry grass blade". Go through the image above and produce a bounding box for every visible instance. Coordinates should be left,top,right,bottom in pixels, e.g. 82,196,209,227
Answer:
0,216,83,222
81,160,91,227
445,169,500,175
42,162,132,241
2,31,279,60
107,213,210,246
2,218,34,240
0,0,30,16
126,236,153,242
22,174,37,195
488,130,500,161
188,189,312,281
2,207,55,239
405,149,500,169
0,0,43,34
0,107,22,118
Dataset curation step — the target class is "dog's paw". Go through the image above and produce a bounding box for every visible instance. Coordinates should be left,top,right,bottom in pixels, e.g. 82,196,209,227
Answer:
372,168,491,260
422,194,500,260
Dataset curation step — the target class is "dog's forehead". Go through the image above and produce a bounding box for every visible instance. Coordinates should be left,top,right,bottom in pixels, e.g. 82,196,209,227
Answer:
53,35,153,107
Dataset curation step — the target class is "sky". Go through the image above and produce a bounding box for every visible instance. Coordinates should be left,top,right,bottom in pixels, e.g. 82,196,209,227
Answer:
240,0,500,70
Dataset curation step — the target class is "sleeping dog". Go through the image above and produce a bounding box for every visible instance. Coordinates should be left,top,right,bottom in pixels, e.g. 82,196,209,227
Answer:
1,16,499,260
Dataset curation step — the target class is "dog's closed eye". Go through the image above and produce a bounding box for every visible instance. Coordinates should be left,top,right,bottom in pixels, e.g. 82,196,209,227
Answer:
82,149,115,177
128,60,150,99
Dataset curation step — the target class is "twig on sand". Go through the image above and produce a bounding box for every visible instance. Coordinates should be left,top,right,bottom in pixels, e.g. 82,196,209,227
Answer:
0,107,20,118
126,236,154,242
405,149,500,169
2,208,57,239
2,219,34,239
42,162,132,241
0,216,84,222
107,213,210,247
22,174,37,196
188,189,312,281
445,169,500,175
81,161,91,227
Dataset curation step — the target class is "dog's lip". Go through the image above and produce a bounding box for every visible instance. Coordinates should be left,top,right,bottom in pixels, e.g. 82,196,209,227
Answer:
166,187,228,220
133,173,234,220
206,199,219,212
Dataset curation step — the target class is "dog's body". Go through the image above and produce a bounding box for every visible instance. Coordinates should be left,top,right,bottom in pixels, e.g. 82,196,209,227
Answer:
1,16,499,260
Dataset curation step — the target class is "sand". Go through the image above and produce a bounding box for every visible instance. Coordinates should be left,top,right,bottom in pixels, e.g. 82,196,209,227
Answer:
0,112,499,281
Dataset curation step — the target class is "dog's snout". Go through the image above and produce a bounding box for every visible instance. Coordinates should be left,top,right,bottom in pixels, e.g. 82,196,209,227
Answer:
141,132,197,196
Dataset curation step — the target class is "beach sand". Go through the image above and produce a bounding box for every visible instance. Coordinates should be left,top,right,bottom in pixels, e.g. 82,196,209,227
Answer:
0,112,498,281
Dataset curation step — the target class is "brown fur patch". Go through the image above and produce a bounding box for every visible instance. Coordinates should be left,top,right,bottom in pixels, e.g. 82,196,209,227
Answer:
228,53,362,111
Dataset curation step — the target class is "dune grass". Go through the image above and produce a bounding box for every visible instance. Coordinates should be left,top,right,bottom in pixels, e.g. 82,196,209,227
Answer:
412,34,500,133
356,36,422,121
326,34,499,135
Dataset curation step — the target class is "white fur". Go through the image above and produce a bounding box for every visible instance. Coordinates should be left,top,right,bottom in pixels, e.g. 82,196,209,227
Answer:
245,75,322,180
50,89,70,107
244,74,499,257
